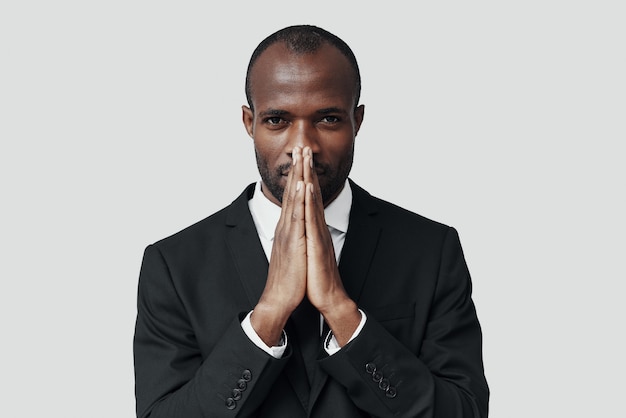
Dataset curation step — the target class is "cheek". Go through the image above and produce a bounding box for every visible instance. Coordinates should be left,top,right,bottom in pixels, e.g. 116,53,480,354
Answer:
323,137,354,160
254,138,284,164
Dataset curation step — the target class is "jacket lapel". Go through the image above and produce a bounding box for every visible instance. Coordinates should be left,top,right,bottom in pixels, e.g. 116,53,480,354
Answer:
338,180,381,302
224,183,268,307
224,184,312,411
309,179,382,411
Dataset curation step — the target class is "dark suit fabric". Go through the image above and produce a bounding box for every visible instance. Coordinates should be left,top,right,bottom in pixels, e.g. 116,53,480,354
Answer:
134,180,489,417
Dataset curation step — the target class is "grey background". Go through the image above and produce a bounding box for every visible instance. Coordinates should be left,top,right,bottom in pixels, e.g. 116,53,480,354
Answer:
1,1,624,416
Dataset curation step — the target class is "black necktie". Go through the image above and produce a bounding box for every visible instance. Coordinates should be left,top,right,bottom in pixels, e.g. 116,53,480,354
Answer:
291,297,320,386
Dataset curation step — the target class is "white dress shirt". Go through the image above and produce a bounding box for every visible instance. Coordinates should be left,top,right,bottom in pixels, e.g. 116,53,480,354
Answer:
242,180,366,358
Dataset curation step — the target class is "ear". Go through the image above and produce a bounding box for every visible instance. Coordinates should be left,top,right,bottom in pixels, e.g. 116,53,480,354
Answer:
353,104,365,136
242,105,254,138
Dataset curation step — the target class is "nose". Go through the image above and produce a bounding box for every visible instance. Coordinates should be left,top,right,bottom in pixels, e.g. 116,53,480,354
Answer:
286,120,320,155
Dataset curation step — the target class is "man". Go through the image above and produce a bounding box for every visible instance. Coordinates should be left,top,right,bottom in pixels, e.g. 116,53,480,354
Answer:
134,25,489,417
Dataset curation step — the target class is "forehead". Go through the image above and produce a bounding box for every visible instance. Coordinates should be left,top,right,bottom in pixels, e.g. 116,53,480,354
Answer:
248,43,357,110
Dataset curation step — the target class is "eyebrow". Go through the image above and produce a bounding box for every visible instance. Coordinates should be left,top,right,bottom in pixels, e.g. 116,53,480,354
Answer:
258,107,347,117
317,107,346,115
258,109,289,117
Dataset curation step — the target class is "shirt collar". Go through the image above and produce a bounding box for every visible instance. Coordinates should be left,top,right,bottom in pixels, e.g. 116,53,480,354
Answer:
324,179,352,234
249,179,352,240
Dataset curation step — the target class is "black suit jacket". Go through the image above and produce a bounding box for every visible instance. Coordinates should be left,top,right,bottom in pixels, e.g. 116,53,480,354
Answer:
133,180,489,417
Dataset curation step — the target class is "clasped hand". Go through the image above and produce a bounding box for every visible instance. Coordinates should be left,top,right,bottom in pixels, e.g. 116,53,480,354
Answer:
251,147,360,347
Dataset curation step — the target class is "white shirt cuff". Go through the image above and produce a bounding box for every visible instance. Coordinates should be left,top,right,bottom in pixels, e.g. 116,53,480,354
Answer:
241,311,287,358
324,309,367,355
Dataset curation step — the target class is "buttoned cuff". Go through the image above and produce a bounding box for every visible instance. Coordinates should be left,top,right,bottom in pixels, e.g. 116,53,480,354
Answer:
324,309,367,355
241,311,287,358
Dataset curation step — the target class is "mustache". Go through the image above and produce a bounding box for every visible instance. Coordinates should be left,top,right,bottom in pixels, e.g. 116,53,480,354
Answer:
278,161,330,175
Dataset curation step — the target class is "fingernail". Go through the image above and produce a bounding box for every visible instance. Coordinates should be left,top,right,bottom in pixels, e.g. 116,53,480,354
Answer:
296,181,302,191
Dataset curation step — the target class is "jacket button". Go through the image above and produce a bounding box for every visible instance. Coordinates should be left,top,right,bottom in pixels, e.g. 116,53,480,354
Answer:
379,378,390,390
372,370,383,382
236,379,247,391
225,397,236,409
231,388,242,401
365,363,376,374
386,386,397,398
242,369,252,382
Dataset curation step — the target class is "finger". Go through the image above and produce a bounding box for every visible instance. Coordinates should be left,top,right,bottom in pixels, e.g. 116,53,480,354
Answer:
286,147,305,217
289,150,306,237
303,146,313,187
278,146,303,227
291,180,306,226
306,148,325,219
303,148,324,237
303,148,317,235
305,181,324,243
288,147,306,200
283,146,300,203
292,146,304,184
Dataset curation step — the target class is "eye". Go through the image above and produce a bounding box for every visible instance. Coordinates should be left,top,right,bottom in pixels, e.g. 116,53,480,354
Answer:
264,116,284,125
320,115,340,123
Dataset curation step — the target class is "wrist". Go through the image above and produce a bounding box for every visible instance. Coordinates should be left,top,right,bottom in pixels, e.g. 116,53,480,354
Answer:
250,302,292,347
320,297,358,322
320,298,361,347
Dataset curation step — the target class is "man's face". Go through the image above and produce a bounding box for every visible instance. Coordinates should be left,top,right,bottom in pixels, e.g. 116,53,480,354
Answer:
243,43,364,207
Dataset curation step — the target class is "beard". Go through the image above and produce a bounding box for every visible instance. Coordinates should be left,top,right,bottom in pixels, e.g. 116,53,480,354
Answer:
255,147,354,206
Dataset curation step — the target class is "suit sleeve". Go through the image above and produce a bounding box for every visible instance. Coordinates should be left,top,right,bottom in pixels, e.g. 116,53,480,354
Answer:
319,227,489,417
133,245,290,418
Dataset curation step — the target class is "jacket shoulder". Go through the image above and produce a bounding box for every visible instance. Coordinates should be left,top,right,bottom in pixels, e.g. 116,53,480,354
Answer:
351,180,452,237
149,183,255,253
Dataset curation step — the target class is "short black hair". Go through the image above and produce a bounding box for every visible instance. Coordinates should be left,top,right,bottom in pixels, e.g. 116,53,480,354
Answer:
245,25,361,110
